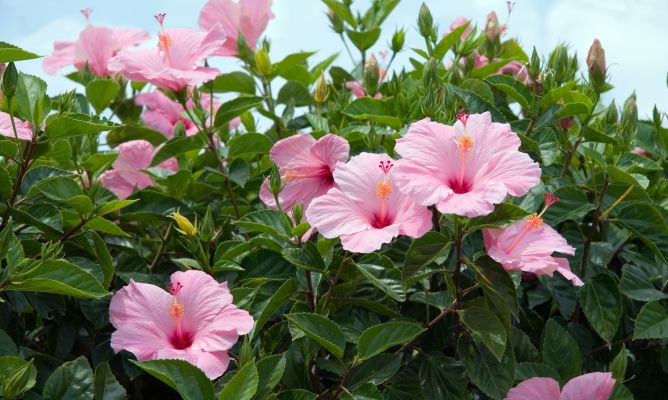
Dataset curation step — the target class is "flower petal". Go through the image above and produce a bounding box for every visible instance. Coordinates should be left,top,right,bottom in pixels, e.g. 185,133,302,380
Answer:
111,323,171,360
504,377,561,400
305,187,371,238
340,224,401,253
109,280,173,333
393,159,453,206
310,134,350,171
561,372,615,400
435,181,507,217
169,271,234,334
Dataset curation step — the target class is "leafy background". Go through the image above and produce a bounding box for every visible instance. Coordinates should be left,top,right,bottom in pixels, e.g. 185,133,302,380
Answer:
0,1,667,399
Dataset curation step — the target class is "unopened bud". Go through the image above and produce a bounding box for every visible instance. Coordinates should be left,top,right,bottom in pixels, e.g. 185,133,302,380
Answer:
586,39,606,88
391,28,406,53
255,48,272,77
529,46,541,77
605,100,618,125
292,203,304,225
313,73,329,104
269,164,282,196
548,44,569,83
418,3,434,39
364,54,380,96
621,93,638,145
484,11,500,41
2,62,18,98
327,9,344,34
199,209,215,242
171,210,197,237
422,57,439,88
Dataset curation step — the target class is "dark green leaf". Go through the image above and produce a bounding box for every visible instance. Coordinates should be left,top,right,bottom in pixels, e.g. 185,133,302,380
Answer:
132,359,214,400
43,357,94,400
447,84,506,123
211,72,256,94
218,361,259,400
577,273,622,343
541,319,581,381
0,42,40,63
6,259,108,299
215,96,263,126
151,133,206,166
94,362,126,400
254,354,286,399
358,322,424,360
634,301,668,340
251,279,296,339
345,28,381,51
86,79,121,114
286,313,346,358
485,74,532,112
45,114,113,139
342,97,401,129
402,231,450,281
419,353,468,400
228,133,273,158
458,335,515,399
461,306,507,361
282,242,325,272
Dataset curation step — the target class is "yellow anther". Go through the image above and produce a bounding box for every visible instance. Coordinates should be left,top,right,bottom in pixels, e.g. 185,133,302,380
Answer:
168,300,185,321
526,213,543,230
457,135,474,154
158,32,173,51
376,181,392,200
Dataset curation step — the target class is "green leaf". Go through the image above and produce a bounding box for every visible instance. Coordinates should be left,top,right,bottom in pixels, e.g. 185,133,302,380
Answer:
84,217,130,237
458,335,515,399
218,361,259,400
577,273,622,343
90,232,114,289
15,72,47,125
582,126,616,144
251,279,296,339
215,96,263,126
6,259,108,299
236,210,292,240
322,0,356,26
211,72,256,94
95,199,137,216
254,355,286,399
106,123,166,147
469,203,530,231
282,242,325,272
342,97,401,129
43,357,94,400
0,356,36,399
277,81,313,107
447,84,506,123
30,175,81,200
347,354,401,390
485,74,532,112
542,185,596,226
514,362,560,381
132,359,214,400
0,329,18,356
617,202,668,263
557,102,590,118
285,313,346,359
419,353,468,400
345,28,381,51
358,322,424,360
0,42,40,63
433,22,469,60
619,264,668,301
541,319,581,381
228,133,273,158
608,165,648,189
470,256,519,319
94,362,126,400
151,133,206,166
0,140,18,160
45,114,113,139
86,79,121,114
402,231,450,281
461,306,507,361
634,301,668,340
611,345,627,381
63,194,94,215
356,256,406,302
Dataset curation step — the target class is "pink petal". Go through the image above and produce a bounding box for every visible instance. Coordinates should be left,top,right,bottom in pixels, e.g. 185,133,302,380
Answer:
481,150,541,197
169,271,234,333
100,170,151,199
162,26,226,70
113,28,151,48
77,25,116,76
340,224,401,253
554,257,584,286
345,81,366,97
108,48,165,83
43,40,77,75
392,159,453,206
239,0,274,49
504,377,561,400
435,181,507,217
269,133,318,167
561,372,615,400
305,187,371,238
196,306,253,352
111,322,171,360
310,134,350,171
157,348,230,379
0,112,33,141
109,280,173,335
332,152,387,203
113,140,155,170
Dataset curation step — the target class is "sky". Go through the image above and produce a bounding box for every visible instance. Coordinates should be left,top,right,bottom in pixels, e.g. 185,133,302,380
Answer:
0,0,666,116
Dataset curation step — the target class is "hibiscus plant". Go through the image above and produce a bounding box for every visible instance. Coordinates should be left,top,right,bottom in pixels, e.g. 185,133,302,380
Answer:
0,0,666,399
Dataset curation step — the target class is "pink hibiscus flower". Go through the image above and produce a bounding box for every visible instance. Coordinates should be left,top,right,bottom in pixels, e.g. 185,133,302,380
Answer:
199,0,274,57
448,16,472,39
505,372,615,400
0,111,33,141
108,14,226,91
305,153,432,253
100,140,178,199
43,10,149,76
110,270,254,379
498,60,530,84
259,133,349,211
135,91,200,138
393,112,541,217
483,194,583,286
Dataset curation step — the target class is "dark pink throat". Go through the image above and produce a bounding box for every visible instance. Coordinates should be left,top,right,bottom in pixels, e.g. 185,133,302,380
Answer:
448,179,472,194
371,213,393,229
170,331,193,350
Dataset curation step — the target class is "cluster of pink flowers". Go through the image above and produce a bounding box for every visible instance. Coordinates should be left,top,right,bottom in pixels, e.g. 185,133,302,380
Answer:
263,112,582,286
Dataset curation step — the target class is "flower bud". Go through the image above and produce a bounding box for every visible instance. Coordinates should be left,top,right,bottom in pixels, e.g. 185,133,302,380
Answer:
199,209,215,243
605,100,618,125
171,210,197,237
586,39,606,92
529,46,541,77
292,203,304,225
313,73,329,104
652,105,663,129
2,62,18,98
327,9,344,34
621,93,638,145
484,11,500,41
364,54,380,96
269,164,282,196
548,44,569,83
255,48,272,77
391,28,405,53
421,57,439,89
417,3,434,39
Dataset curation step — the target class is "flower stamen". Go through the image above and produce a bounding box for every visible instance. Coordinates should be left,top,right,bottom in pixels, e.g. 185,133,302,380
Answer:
456,112,470,127
376,181,392,200
81,8,92,22
504,213,543,254
457,135,474,185
155,13,174,67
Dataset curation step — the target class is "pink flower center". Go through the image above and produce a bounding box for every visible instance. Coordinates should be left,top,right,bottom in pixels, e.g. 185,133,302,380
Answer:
448,134,474,194
373,161,394,228
166,282,193,350
504,194,559,255
283,165,333,185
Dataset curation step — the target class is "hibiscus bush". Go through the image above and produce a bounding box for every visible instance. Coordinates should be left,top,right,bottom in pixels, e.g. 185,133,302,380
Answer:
0,0,667,399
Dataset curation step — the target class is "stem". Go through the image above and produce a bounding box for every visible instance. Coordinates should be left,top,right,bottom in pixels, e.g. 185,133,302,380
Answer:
339,33,357,66
149,224,172,271
60,218,88,242
8,110,19,141
580,175,609,280
320,254,349,311
600,184,633,219
453,217,464,342
396,307,455,353
385,52,398,73
0,138,37,229
304,271,315,310
560,97,599,177
261,78,283,138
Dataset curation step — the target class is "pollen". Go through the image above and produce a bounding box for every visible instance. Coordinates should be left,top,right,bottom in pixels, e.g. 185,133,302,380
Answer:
527,213,543,229
158,32,173,52
168,300,185,321
376,181,392,200
457,135,474,154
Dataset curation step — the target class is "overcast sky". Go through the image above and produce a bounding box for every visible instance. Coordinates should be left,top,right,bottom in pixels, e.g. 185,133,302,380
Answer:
1,0,666,116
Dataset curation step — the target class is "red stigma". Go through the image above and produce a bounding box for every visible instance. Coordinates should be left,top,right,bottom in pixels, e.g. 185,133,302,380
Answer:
81,8,92,21
167,281,183,295
544,193,559,208
154,12,167,27
456,112,470,127
378,160,394,174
